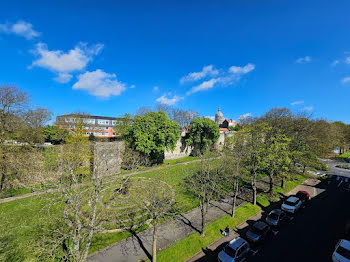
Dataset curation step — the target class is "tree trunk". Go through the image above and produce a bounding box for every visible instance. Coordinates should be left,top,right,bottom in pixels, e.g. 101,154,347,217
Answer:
0,172,5,192
281,177,285,188
200,206,205,237
269,172,274,193
152,224,157,262
252,185,257,205
231,181,238,217
302,165,306,174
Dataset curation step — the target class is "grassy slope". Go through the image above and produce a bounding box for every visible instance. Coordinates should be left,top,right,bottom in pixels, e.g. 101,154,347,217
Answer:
0,160,205,261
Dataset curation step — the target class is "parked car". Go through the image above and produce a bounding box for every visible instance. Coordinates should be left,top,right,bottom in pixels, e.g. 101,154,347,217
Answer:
246,221,271,243
218,237,250,262
265,209,287,227
281,196,302,214
295,190,311,203
332,239,350,262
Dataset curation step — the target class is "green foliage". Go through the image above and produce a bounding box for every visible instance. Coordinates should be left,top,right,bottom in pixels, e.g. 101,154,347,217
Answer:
114,113,133,135
43,125,69,145
123,111,180,162
228,125,241,131
185,117,220,155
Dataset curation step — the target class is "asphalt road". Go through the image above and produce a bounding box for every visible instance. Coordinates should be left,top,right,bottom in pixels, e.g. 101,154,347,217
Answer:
320,159,350,178
248,179,350,262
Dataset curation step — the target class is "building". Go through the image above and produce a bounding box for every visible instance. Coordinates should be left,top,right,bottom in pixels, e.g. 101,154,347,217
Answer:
56,114,122,137
214,107,237,129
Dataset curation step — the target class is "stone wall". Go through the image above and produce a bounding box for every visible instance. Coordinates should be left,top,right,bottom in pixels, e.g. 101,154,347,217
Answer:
93,141,125,176
164,136,193,160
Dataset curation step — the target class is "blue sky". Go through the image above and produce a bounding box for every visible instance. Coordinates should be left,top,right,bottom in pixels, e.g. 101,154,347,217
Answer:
1,0,350,123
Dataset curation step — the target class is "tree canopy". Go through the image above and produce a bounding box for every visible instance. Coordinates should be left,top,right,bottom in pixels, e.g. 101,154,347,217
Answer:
185,117,219,155
123,111,180,163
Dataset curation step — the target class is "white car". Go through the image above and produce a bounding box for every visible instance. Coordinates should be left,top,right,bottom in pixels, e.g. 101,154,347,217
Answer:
332,239,350,262
281,196,302,214
218,237,250,262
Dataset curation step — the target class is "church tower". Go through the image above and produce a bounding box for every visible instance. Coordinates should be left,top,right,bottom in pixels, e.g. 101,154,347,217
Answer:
215,107,225,125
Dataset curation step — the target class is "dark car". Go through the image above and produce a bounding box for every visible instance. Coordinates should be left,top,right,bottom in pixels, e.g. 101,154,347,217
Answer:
265,209,288,227
246,221,271,244
296,190,310,203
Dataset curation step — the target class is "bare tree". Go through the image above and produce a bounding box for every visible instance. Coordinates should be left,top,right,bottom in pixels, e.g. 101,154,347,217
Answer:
44,125,103,262
221,136,245,217
138,179,173,262
0,85,29,141
135,106,152,116
183,156,222,236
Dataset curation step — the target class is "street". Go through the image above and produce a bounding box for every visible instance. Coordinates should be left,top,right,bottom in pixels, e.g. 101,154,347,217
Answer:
248,179,350,262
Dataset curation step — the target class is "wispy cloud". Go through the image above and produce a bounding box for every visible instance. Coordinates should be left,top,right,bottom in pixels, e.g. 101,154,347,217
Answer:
31,42,103,83
153,86,159,92
303,106,314,111
296,56,312,64
291,100,304,106
0,20,40,40
72,69,126,98
331,60,339,66
180,65,219,84
229,63,255,74
156,94,183,105
342,77,350,84
346,57,350,64
185,63,255,95
239,113,252,120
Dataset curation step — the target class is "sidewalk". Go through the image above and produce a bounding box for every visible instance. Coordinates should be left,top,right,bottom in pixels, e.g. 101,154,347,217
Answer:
87,177,279,262
186,178,320,262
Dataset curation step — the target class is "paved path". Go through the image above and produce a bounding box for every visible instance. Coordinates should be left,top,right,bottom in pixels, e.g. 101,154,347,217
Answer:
187,178,321,262
87,177,276,262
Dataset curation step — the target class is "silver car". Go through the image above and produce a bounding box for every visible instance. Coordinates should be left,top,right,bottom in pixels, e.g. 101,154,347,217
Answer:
218,237,250,262
265,209,287,227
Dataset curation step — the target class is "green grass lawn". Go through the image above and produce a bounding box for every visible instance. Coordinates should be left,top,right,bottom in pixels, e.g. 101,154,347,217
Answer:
0,196,60,262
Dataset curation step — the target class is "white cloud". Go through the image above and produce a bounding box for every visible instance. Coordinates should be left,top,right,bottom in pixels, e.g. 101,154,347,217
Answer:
239,113,252,120
153,86,159,92
54,73,73,83
342,77,350,84
156,94,183,105
346,57,350,64
130,85,136,89
180,65,219,84
303,106,314,111
229,63,255,74
331,60,339,66
291,100,304,106
72,69,126,98
31,42,103,82
296,56,312,64
186,63,255,95
0,20,40,39
186,78,218,95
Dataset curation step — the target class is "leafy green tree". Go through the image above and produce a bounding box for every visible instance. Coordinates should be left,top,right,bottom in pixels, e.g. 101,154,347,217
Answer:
185,117,219,155
262,132,291,192
123,111,180,163
238,123,270,205
43,125,69,145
